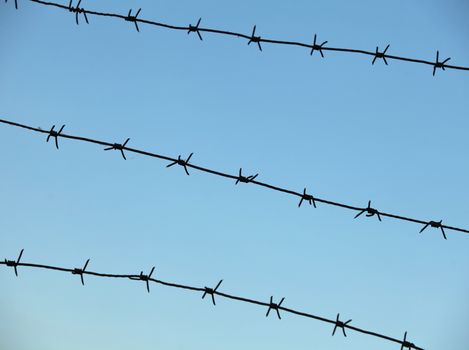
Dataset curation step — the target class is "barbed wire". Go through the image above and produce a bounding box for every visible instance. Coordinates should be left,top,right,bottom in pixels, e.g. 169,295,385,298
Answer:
4,0,469,75
1,249,424,350
1,117,468,239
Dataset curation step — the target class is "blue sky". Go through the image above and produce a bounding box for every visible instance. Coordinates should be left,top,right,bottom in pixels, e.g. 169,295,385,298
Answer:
1,0,469,349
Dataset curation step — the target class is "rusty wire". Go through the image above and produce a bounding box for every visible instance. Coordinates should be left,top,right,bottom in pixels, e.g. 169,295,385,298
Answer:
0,118,467,239
1,249,424,350
4,0,469,75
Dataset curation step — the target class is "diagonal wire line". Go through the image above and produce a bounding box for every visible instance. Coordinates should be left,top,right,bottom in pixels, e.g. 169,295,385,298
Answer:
0,250,424,350
5,0,468,75
1,117,467,239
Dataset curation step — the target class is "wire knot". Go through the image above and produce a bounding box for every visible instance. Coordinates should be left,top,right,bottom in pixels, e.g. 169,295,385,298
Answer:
104,138,130,160
235,168,258,184
46,124,65,149
310,34,328,57
125,8,142,32
202,279,223,305
71,259,90,285
265,296,285,319
354,200,381,221
68,0,88,25
298,187,317,208
188,18,203,41
136,266,155,293
433,50,450,76
332,313,352,337
372,44,389,65
166,153,193,175
419,219,446,240
247,25,262,51
4,249,24,276
400,331,415,350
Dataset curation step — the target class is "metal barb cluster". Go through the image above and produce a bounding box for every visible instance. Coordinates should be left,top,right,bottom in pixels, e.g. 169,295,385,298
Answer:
235,168,258,184
166,153,194,175
68,0,88,25
4,249,24,276
298,187,317,208
1,117,468,240
202,279,223,305
0,250,425,350
247,25,262,51
372,44,390,65
354,200,382,221
104,138,130,160
401,331,416,350
310,34,327,57
419,220,446,240
265,296,285,319
72,258,90,285
433,51,451,76
46,124,65,149
125,8,142,32
188,17,203,41
332,313,352,337
137,266,155,293
15,0,469,74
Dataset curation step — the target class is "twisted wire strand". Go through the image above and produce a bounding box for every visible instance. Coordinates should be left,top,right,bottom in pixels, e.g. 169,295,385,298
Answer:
0,252,424,350
5,0,468,74
1,117,468,238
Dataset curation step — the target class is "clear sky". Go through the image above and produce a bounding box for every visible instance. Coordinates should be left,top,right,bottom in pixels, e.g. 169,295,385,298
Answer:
1,0,469,349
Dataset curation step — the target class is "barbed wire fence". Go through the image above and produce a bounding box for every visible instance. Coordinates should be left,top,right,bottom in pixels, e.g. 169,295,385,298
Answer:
1,118,468,239
2,2,465,349
1,249,423,350
4,0,469,75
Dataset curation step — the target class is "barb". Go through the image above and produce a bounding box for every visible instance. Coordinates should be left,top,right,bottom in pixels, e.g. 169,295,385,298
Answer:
1,118,468,239
401,331,416,350
46,124,65,149
68,0,88,25
265,296,285,319
235,168,258,185
298,187,317,208
332,313,352,337
432,50,451,76
129,266,156,293
202,279,223,305
125,8,141,32
166,153,193,175
247,25,262,51
0,251,425,350
372,44,389,65
14,0,469,74
188,17,203,41
103,137,130,160
310,34,327,58
4,249,24,276
354,200,382,222
419,220,446,240
72,258,90,285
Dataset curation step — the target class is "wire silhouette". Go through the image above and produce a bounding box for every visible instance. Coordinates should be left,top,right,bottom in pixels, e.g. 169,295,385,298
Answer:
68,0,88,25
332,313,353,337
46,124,65,149
0,250,425,350
7,0,466,75
6,0,19,10
166,153,194,176
1,117,468,239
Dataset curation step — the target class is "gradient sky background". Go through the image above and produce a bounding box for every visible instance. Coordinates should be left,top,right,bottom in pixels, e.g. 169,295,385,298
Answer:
1,0,469,349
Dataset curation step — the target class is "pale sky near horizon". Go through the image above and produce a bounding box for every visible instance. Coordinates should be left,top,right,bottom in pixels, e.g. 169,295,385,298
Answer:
1,1,469,349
